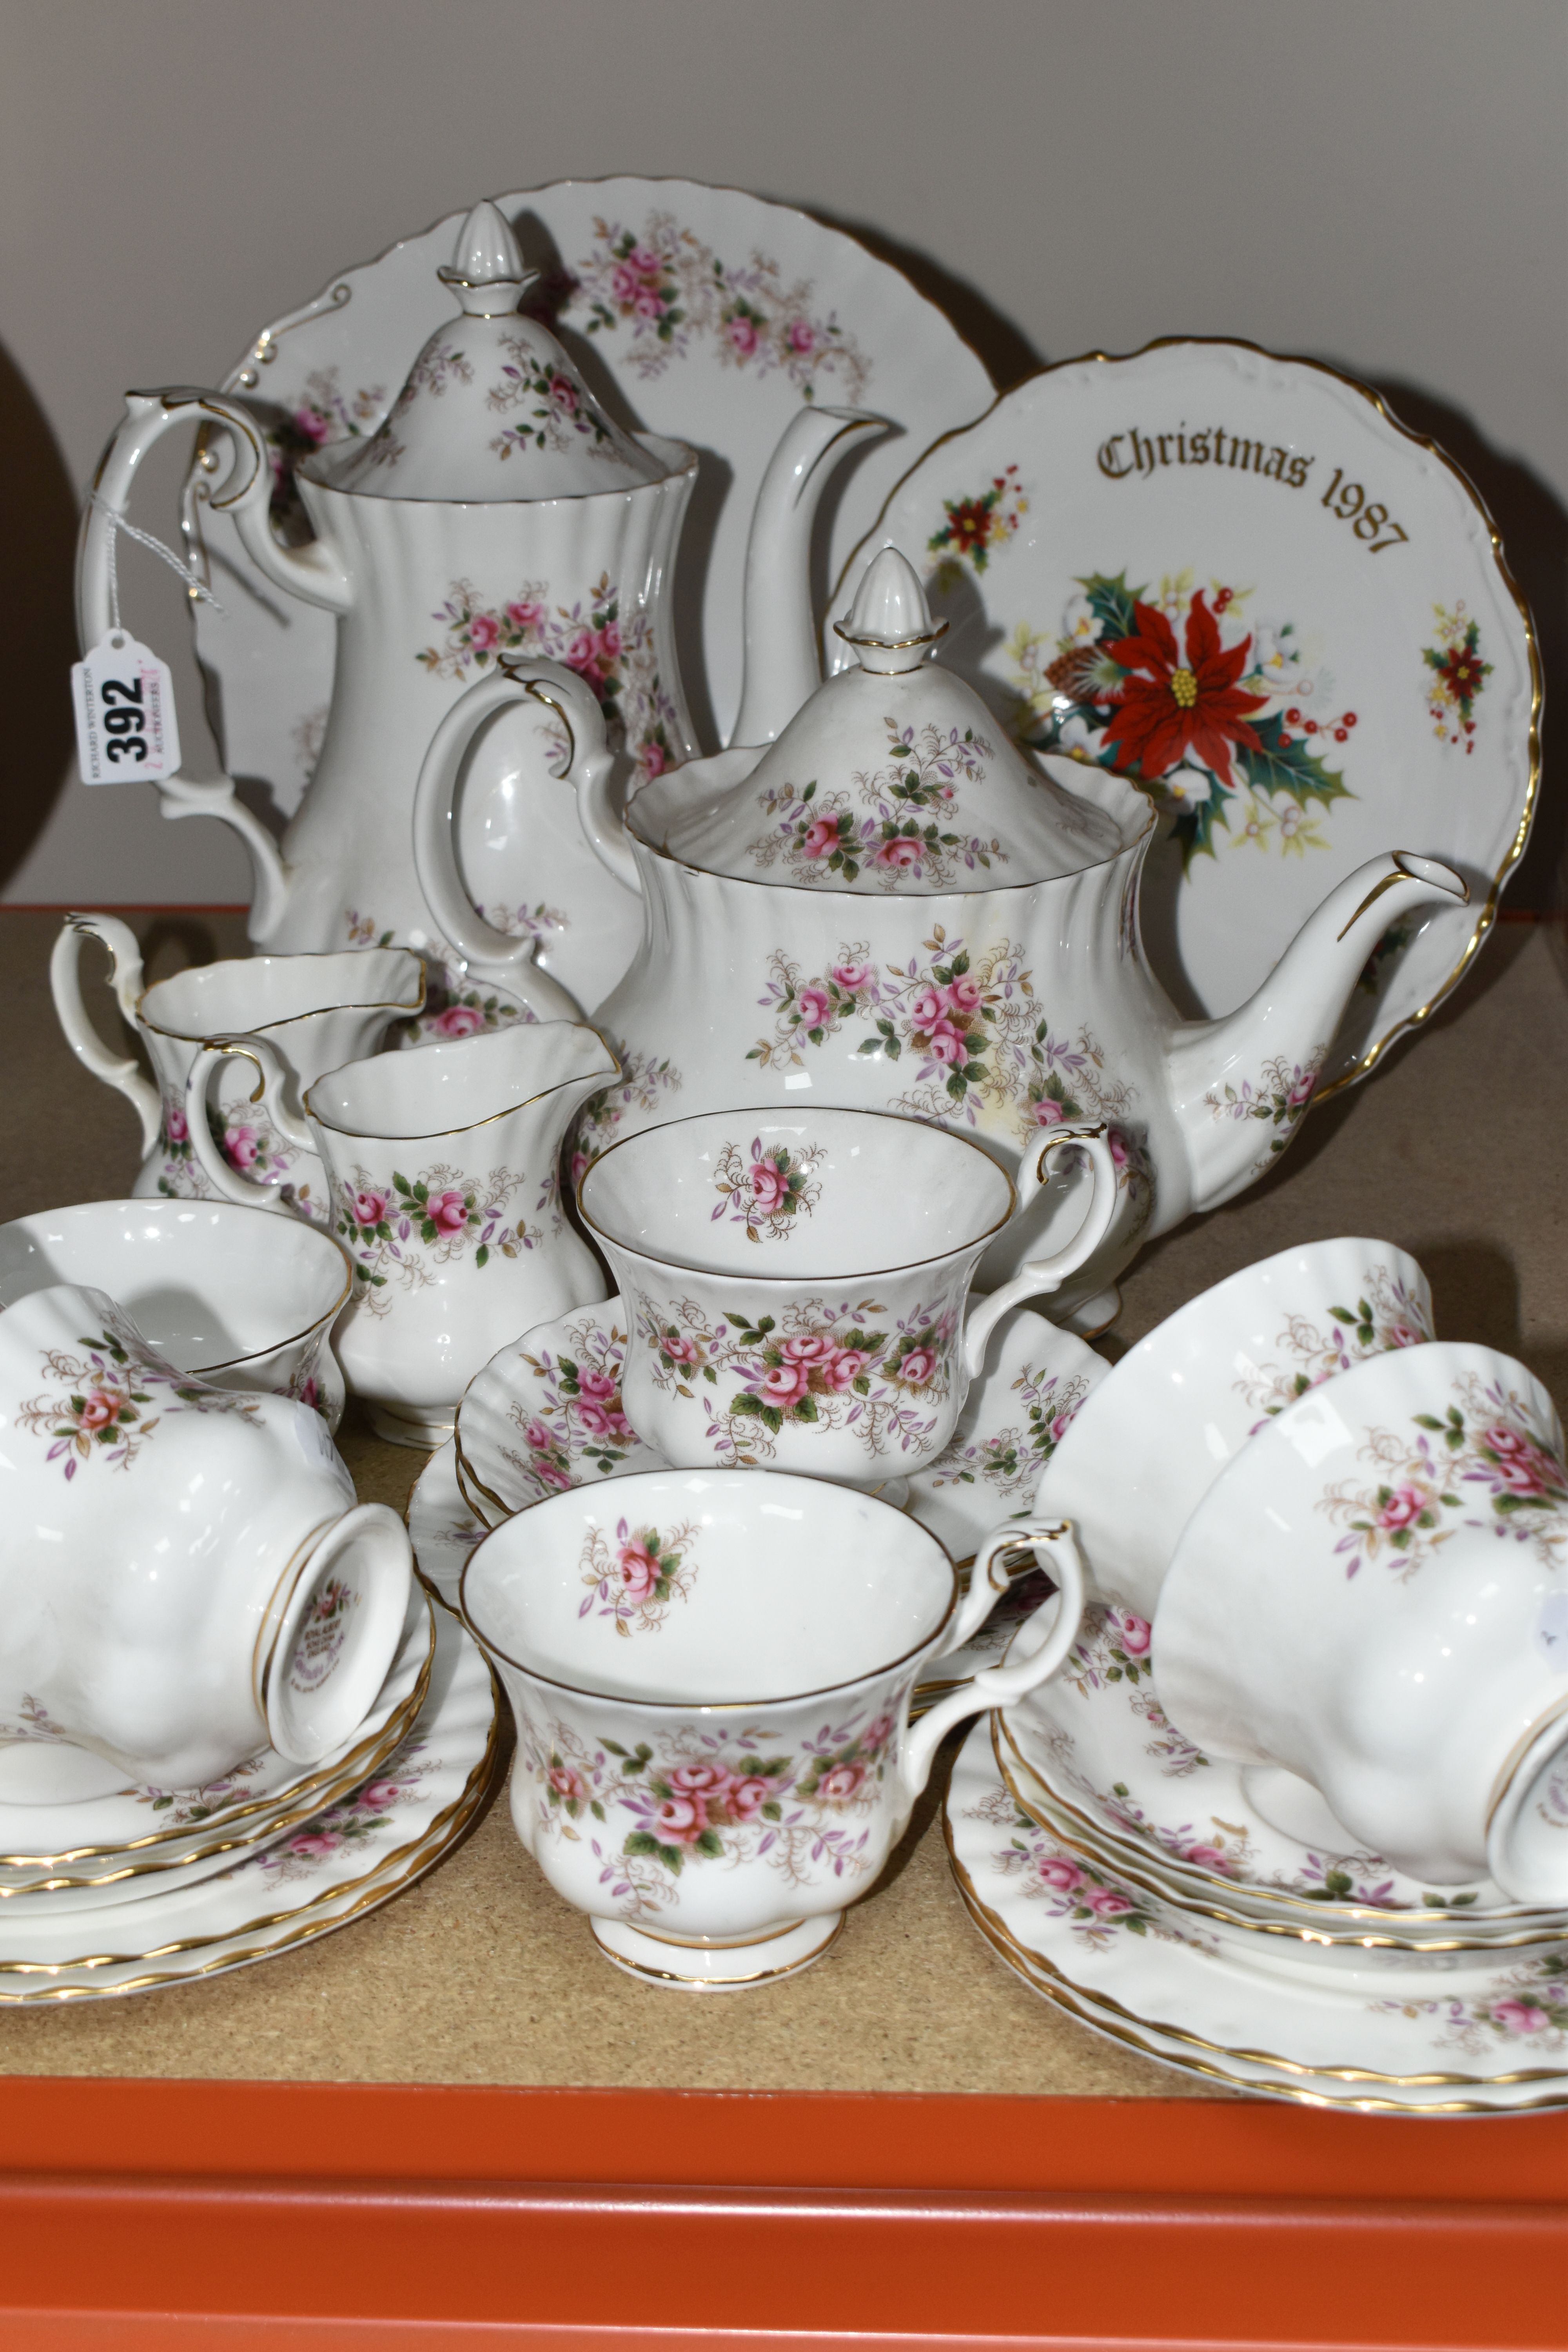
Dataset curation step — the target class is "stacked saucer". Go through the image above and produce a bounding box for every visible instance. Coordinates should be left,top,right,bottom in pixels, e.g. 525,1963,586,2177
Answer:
942,1238,1568,2110
0,1597,501,2000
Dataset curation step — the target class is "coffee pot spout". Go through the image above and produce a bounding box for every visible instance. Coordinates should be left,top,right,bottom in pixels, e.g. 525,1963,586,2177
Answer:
729,405,887,748
1166,851,1468,1214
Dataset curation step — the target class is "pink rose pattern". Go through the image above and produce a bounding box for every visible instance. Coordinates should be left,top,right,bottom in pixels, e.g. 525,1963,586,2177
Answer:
1232,1266,1435,1428
483,332,615,465
748,931,1146,1186
416,569,682,785
16,1318,260,1481
924,1359,1096,1508
978,1797,1163,1951
751,717,1004,891
336,1161,541,1316
637,1292,958,1467
1320,1372,1568,1581
253,1737,435,1887
491,1311,648,1508
579,1515,700,1637
1374,1955,1568,2059
152,1088,319,1220
570,1040,683,1183
711,1134,826,1241
524,1704,893,1915
570,211,869,400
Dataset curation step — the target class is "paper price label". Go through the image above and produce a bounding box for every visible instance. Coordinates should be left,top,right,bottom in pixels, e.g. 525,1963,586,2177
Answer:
71,631,181,784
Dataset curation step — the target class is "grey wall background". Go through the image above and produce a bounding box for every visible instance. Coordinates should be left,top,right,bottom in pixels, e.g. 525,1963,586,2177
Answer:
2,0,1563,906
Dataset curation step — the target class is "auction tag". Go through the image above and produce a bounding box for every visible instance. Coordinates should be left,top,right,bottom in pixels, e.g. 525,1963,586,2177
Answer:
71,630,180,784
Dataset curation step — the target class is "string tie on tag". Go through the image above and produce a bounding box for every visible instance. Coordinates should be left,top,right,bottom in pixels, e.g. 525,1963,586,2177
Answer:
87,492,226,629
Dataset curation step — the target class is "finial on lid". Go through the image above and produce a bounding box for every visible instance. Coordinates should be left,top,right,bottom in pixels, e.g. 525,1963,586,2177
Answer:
438,199,535,317
833,544,947,675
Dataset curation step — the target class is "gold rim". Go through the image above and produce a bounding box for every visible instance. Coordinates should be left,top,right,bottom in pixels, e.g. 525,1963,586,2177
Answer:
593,1912,844,1986
303,1025,618,1142
945,1786,1568,2092
0,1601,435,1874
141,949,426,1038
577,1103,1020,1278
0,1659,501,1984
955,1880,1568,2115
834,334,1543,1104
452,1429,511,1528
992,1718,1568,1955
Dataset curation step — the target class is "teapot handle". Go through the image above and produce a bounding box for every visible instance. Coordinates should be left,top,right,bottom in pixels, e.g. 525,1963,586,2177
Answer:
77,390,301,941
411,655,633,1013
184,1036,314,1214
961,1124,1121,1376
48,914,161,1157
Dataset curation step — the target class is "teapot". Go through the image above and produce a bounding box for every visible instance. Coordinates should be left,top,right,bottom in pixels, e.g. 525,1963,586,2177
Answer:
77,200,882,1020
416,546,1467,1328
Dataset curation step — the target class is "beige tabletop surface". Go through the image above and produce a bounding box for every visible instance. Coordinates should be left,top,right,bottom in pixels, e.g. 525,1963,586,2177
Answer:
0,907,1563,2096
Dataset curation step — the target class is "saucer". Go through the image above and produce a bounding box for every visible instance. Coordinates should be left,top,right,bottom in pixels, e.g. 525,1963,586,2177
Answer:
456,1295,1106,1557
0,1594,435,1891
946,1717,1568,2114
408,1439,487,1610
997,1602,1555,1935
187,177,991,978
0,1608,498,2000
854,341,1539,1098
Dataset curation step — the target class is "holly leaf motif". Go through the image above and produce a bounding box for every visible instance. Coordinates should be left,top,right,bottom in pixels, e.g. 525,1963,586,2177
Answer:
1234,712,1351,811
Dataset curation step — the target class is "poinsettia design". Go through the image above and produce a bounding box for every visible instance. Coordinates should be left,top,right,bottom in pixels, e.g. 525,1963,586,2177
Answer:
926,465,1027,578
1005,569,1353,867
1423,602,1492,752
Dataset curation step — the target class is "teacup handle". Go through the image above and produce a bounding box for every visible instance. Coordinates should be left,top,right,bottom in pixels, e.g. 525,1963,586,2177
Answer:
49,913,161,1156
412,654,623,1013
899,1517,1087,1800
185,1036,313,1213
962,1124,1120,1375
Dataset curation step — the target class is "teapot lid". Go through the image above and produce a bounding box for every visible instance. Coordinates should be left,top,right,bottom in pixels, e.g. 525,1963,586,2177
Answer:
639,544,1129,890
318,201,664,502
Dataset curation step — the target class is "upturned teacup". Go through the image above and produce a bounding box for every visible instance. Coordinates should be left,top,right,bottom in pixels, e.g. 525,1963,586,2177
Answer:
577,1107,1117,1488
461,1466,1086,1985
0,1283,412,1791
189,1022,617,1445
51,915,424,1221
1154,1341,1568,1897
1036,1237,1433,1617
0,1199,351,1430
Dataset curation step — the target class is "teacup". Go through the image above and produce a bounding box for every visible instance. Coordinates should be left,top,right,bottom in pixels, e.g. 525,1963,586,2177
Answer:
577,1107,1118,1489
189,1022,618,1446
51,915,424,1220
461,1466,1086,1985
1154,1341,1568,1897
0,1198,351,1430
0,1284,412,1791
1036,1238,1433,1617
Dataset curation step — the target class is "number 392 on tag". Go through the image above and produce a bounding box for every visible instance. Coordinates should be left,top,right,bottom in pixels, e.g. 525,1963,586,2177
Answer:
71,632,181,784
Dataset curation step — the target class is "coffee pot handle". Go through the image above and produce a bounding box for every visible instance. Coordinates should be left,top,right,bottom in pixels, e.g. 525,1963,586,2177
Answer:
184,1036,314,1213
49,913,162,1156
961,1124,1121,1375
899,1518,1087,1799
412,655,628,1015
77,390,299,942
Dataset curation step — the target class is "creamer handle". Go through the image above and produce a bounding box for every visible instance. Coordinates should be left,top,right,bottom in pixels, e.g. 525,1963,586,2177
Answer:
185,1036,313,1212
412,655,633,1008
899,1519,1086,1799
962,1125,1120,1375
48,914,161,1156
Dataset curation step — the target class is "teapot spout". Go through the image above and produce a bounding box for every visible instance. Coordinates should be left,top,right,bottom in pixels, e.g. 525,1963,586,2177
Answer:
730,406,887,748
1167,851,1468,1214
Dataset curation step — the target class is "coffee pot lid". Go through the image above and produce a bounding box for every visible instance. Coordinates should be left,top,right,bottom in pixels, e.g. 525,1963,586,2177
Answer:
641,544,1128,890
320,200,664,502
